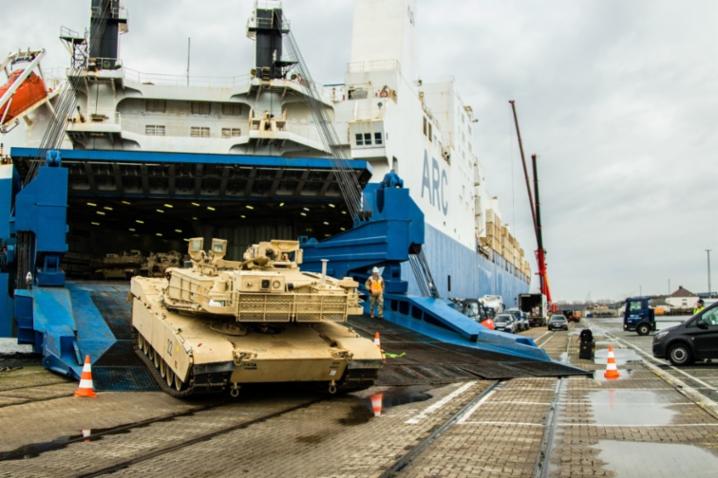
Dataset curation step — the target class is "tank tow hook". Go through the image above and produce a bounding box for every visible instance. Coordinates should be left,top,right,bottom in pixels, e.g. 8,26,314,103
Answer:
328,380,337,394
230,382,241,398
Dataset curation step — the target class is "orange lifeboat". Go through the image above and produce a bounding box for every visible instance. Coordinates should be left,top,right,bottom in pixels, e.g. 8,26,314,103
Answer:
0,70,48,125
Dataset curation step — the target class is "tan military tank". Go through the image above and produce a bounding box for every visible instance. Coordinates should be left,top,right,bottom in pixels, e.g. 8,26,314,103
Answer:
131,237,384,397
141,250,183,277
95,250,144,279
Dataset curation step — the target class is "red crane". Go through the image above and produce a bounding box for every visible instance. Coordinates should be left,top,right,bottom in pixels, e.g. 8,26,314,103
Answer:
509,100,554,309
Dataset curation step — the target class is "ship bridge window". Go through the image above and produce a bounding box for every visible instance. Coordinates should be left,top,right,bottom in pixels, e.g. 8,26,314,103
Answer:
374,132,383,145
355,132,373,147
190,126,210,138
145,99,166,113
191,102,211,115
145,125,166,136
221,128,242,138
221,103,242,116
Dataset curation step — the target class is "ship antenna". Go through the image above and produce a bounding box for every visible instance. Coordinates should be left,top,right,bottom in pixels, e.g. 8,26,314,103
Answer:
186,36,191,87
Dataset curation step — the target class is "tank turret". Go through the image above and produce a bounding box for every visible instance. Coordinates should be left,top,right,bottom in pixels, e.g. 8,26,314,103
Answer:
130,237,381,397
163,237,361,320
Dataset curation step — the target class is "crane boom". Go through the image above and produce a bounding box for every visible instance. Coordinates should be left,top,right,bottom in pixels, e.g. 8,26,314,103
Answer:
509,100,554,307
531,154,552,304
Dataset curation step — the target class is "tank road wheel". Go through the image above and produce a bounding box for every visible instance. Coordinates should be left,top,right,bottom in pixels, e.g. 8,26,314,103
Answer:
153,349,160,369
165,367,174,387
173,374,183,392
159,360,167,379
137,334,144,350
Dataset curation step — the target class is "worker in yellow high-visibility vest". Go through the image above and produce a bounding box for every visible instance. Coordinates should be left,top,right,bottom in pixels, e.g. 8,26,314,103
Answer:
693,298,705,316
365,267,385,319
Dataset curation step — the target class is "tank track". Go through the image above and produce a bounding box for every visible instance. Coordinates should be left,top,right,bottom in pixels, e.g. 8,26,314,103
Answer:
133,329,229,398
133,329,379,398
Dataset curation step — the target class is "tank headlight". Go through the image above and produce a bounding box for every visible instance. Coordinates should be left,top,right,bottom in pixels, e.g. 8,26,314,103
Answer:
272,280,281,289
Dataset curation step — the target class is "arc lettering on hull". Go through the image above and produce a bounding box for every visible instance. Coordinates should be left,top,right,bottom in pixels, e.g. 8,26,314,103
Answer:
421,151,448,216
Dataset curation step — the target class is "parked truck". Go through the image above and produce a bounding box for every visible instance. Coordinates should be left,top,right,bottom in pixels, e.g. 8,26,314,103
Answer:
519,293,548,327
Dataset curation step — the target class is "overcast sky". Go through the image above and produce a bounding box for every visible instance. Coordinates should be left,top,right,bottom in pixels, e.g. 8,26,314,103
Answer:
2,0,716,301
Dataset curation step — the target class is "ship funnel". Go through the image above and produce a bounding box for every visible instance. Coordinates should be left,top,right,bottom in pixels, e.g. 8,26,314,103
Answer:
89,0,128,70
246,1,296,80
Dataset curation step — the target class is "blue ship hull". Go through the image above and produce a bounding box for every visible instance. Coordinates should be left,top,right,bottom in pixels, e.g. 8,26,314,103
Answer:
403,223,530,307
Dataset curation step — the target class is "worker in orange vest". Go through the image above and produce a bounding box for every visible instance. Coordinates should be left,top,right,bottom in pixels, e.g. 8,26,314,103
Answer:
365,267,385,319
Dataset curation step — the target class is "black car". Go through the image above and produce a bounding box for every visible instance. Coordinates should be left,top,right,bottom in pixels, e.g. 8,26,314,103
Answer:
547,315,568,331
652,303,718,365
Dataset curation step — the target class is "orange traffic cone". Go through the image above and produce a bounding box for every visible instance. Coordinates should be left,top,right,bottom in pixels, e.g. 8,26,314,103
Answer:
373,331,381,348
603,346,620,380
371,392,383,417
75,355,97,398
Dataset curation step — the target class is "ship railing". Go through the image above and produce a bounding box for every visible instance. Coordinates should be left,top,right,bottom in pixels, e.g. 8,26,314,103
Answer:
247,1,291,33
117,112,323,141
122,68,251,88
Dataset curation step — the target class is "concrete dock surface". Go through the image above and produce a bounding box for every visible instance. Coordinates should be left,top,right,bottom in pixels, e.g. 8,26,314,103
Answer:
0,317,716,477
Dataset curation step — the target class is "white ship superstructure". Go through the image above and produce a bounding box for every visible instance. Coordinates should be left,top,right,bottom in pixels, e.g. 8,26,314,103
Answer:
8,0,530,303
328,0,530,299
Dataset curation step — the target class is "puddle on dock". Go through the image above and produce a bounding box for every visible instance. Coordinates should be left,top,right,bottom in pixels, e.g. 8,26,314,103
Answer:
337,385,432,426
593,348,641,365
0,401,223,461
589,390,676,426
592,368,636,382
596,440,718,477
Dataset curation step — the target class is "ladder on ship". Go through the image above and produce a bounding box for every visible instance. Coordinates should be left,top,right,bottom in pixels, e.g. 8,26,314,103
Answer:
284,29,364,222
409,250,440,298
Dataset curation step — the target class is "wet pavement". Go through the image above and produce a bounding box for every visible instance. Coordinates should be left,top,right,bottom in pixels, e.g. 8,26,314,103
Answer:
0,318,717,477
550,317,718,478
588,389,677,426
596,440,718,477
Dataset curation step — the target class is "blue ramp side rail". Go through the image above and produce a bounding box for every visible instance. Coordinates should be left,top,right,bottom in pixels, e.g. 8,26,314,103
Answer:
384,294,551,362
301,172,424,295
301,172,556,363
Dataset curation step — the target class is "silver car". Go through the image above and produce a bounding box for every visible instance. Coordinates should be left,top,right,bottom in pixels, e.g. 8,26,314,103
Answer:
493,313,517,333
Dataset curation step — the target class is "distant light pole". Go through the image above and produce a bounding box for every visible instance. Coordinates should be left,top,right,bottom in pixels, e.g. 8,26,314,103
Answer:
667,278,671,295
706,249,713,297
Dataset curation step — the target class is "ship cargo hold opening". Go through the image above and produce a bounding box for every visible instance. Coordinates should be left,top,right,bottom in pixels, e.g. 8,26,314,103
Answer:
11,148,368,279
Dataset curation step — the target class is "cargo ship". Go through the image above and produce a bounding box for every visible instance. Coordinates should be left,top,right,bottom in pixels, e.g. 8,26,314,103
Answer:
1,0,530,309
